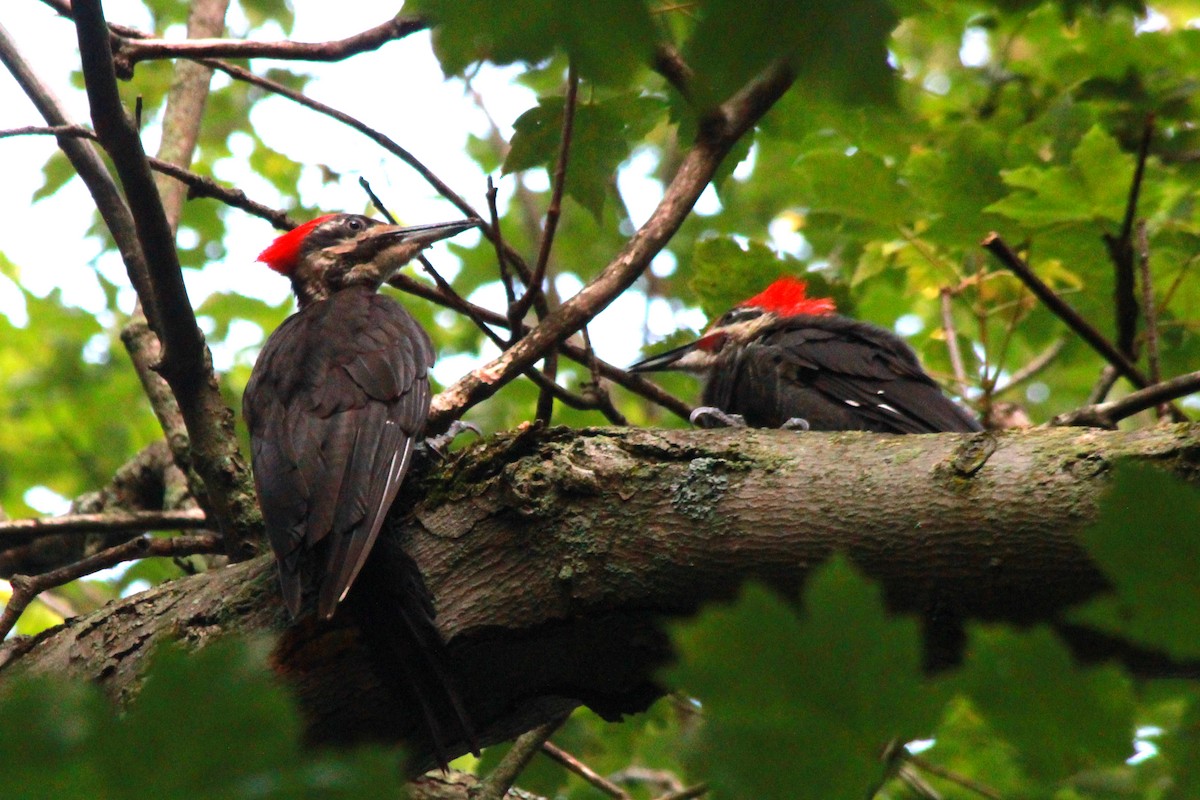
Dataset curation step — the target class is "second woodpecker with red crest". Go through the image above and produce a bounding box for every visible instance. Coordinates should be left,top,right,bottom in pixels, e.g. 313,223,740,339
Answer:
244,213,477,619
631,278,981,433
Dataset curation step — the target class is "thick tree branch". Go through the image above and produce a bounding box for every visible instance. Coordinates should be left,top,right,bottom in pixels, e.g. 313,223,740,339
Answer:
427,60,797,432
4,425,1197,769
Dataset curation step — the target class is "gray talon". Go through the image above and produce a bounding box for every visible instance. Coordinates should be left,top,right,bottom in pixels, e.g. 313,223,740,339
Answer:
780,417,810,431
689,406,747,429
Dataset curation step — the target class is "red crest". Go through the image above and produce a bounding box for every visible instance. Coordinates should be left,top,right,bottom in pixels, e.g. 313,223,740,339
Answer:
740,278,836,316
257,214,338,274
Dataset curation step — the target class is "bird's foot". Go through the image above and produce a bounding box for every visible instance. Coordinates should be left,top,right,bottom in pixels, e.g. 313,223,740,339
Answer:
423,420,483,459
780,417,810,431
690,406,747,429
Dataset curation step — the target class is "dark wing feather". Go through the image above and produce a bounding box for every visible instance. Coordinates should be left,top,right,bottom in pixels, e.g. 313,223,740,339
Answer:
707,315,981,433
244,286,434,618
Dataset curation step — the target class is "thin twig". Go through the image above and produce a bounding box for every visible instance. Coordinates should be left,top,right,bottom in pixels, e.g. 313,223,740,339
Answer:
1087,365,1120,405
472,716,569,800
1136,220,1164,418
980,233,1187,422
488,176,519,309
511,63,579,323
112,15,427,70
0,509,209,538
579,325,627,425
940,287,970,397
904,754,1002,800
386,275,645,420
387,275,692,421
652,785,709,800
1,124,296,228
1052,369,1199,428
0,533,223,640
993,338,1065,396
1103,113,1154,358
539,741,629,799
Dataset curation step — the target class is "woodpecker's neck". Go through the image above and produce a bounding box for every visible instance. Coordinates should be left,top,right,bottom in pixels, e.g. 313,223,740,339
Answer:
289,239,429,309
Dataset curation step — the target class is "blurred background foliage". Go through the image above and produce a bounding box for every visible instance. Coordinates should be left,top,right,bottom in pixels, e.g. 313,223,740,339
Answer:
2,0,1200,796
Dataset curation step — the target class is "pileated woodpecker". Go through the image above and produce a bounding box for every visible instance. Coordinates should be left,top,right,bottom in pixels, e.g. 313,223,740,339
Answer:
244,213,477,619
630,278,981,433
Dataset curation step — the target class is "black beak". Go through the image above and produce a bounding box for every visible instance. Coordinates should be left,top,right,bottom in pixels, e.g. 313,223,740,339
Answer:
628,339,700,373
374,218,482,247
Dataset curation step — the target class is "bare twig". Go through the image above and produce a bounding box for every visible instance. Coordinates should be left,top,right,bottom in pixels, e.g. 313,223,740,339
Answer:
112,15,427,70
0,509,209,539
993,338,1065,396
652,785,709,800
939,287,970,397
980,233,1187,423
1136,220,1164,418
1052,369,1199,428
539,741,629,799
904,754,1002,800
386,275,657,420
1087,365,1120,405
1103,113,1154,359
1,124,295,228
511,62,579,323
487,177,519,308
0,533,223,640
472,716,569,800
427,60,797,432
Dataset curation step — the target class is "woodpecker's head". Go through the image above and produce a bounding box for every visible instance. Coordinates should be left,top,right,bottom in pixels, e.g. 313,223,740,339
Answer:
258,213,479,306
629,277,836,373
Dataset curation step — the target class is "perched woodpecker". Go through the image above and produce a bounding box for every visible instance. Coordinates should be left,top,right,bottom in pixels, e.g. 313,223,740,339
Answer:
244,213,477,619
630,277,981,433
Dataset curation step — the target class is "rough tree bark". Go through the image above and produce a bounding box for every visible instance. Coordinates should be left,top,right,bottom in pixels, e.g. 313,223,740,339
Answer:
2,423,1197,769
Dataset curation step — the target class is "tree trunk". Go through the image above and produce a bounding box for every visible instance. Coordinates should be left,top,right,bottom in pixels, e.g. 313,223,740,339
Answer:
2,424,1197,767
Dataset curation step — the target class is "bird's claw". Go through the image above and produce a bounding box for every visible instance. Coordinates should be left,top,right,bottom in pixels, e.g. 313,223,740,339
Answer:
423,420,483,459
780,417,810,431
689,407,747,429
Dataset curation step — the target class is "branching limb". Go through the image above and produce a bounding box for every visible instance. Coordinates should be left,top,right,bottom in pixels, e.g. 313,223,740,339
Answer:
387,276,692,422
980,233,1188,422
1052,369,1200,428
0,533,222,642
71,0,260,555
427,59,797,432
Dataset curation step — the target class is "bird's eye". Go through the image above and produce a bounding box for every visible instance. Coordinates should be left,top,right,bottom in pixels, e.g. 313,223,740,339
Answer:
347,218,363,231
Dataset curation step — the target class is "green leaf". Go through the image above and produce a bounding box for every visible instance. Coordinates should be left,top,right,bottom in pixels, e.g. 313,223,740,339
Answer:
955,625,1135,784
690,236,849,320
505,94,667,218
665,558,946,799
1071,463,1200,660
683,0,897,109
986,125,1134,226
414,0,655,87
0,638,400,798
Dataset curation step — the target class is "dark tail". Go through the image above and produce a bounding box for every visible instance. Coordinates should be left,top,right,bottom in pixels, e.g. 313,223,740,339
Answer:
342,533,478,769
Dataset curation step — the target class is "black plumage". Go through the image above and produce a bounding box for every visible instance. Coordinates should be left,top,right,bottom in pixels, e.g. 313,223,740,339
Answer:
703,314,982,433
243,286,433,618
